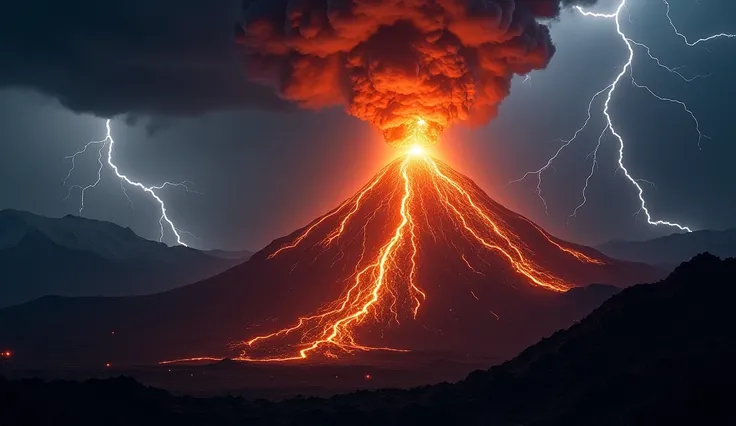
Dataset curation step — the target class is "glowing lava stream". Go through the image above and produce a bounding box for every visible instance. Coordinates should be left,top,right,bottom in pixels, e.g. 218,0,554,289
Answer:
223,147,603,363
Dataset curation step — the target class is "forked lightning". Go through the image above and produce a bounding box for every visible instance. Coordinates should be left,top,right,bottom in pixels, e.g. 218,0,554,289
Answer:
512,0,734,233
63,119,194,246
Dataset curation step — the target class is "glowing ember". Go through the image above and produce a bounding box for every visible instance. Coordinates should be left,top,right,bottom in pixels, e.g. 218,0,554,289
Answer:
225,151,604,362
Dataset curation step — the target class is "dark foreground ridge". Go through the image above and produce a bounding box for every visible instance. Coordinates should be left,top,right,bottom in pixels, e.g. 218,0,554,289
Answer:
2,253,733,425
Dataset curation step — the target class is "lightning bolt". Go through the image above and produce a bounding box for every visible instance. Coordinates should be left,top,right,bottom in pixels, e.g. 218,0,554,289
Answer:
63,119,196,247
662,0,736,46
512,0,734,233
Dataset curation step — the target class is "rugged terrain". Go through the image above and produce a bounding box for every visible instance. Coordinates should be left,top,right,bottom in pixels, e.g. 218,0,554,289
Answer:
1,254,731,425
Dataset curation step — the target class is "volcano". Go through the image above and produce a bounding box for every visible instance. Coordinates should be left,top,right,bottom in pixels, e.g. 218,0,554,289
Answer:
0,153,661,367
218,151,656,362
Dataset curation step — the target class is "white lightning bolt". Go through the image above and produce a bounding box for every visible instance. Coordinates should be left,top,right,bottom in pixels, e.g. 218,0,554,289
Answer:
507,84,611,215
568,124,608,223
63,119,196,247
662,0,735,46
512,0,734,233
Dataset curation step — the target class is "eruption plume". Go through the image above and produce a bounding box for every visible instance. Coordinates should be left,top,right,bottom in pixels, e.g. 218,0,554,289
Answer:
236,0,595,147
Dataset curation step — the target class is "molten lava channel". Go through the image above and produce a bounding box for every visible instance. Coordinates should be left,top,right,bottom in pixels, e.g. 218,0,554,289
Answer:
221,151,605,362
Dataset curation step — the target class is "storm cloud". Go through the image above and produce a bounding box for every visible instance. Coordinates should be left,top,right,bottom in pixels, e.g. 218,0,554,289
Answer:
0,0,294,117
0,0,596,127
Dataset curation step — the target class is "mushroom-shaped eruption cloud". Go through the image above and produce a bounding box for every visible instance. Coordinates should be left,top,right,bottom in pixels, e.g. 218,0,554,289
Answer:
236,0,594,148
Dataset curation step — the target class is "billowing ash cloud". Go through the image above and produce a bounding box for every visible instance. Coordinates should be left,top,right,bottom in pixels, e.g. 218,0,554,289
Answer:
236,0,597,147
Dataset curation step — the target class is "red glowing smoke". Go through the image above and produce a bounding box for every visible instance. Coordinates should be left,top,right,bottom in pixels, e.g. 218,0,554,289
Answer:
236,0,594,146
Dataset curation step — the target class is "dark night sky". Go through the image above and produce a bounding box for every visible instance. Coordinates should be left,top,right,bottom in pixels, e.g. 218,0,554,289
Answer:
0,0,734,251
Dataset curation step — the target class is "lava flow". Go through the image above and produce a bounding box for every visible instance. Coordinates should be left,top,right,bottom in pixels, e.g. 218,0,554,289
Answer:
224,143,606,362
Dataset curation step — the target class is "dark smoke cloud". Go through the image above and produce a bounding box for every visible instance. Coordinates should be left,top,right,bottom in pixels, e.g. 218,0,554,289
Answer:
0,0,596,130
237,0,597,146
0,0,294,117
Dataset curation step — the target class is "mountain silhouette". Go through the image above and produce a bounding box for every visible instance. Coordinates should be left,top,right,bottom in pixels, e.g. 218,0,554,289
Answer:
0,210,245,307
1,254,731,425
205,249,254,260
597,228,736,268
0,157,661,366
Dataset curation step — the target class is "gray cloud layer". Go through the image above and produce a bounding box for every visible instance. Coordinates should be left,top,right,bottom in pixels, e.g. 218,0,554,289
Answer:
0,0,596,120
0,0,294,117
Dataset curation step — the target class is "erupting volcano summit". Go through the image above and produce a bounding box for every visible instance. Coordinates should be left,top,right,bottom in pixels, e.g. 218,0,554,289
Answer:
156,0,658,364
233,148,612,361
156,146,654,365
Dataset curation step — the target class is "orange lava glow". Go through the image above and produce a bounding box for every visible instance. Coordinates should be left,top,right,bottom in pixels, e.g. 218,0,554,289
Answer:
158,357,224,365
386,117,443,148
225,149,602,363
519,216,606,265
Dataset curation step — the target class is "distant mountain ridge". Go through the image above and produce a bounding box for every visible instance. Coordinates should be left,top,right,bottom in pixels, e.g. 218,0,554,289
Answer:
0,210,247,307
596,228,736,267
205,249,254,260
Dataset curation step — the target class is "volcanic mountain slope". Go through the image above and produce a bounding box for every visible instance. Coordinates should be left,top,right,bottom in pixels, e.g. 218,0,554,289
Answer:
0,210,243,307
219,152,660,362
0,154,660,366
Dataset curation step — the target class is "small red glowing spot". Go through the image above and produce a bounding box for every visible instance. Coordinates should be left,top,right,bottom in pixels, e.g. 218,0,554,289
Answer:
105,363,111,368
364,373,372,380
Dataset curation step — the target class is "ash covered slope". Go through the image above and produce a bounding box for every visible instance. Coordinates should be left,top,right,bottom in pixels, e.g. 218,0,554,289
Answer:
0,158,660,366
0,210,242,307
2,254,732,426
